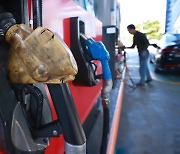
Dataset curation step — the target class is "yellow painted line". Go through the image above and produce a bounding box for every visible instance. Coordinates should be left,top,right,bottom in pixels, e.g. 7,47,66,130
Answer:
151,73,180,85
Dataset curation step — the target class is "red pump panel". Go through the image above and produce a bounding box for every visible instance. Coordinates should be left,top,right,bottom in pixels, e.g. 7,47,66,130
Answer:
43,0,102,40
43,0,103,154
63,17,102,123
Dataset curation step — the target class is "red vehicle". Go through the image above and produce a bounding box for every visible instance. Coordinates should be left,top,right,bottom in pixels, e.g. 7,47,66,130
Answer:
150,34,180,73
154,43,180,73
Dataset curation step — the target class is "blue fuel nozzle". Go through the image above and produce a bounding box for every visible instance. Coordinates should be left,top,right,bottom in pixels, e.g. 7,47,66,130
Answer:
80,34,112,80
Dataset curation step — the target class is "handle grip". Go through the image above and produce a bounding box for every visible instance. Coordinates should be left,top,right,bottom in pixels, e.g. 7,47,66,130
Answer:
101,60,112,80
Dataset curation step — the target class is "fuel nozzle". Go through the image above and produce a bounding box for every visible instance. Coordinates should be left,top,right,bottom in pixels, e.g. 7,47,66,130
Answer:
0,6,77,84
80,33,94,47
80,33,112,80
80,33,112,102
80,33,87,41
80,34,112,153
0,6,16,35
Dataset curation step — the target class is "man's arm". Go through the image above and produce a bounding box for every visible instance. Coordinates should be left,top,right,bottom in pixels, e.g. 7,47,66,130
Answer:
126,42,136,49
119,36,136,50
119,43,135,50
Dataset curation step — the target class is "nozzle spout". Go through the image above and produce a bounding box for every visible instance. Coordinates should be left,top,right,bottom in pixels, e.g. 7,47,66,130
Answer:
80,33,88,41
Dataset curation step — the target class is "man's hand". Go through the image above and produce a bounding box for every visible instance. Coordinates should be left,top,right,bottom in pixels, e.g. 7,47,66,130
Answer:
119,46,126,51
150,44,161,49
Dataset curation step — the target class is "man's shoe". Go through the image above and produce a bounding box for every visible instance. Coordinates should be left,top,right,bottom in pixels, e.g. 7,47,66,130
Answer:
136,82,145,86
146,79,153,83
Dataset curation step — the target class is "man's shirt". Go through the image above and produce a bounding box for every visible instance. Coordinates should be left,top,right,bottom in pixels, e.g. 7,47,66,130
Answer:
131,31,149,52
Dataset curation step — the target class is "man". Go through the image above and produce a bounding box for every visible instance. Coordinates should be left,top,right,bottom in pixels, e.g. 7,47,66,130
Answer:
125,24,152,86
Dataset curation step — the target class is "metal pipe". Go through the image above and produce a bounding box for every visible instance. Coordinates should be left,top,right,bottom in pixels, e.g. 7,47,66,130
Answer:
101,79,113,101
47,84,86,154
65,141,86,154
32,4,86,152
32,0,42,28
100,79,112,154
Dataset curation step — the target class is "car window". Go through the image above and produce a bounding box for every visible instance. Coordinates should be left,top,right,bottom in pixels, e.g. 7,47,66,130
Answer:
157,34,177,48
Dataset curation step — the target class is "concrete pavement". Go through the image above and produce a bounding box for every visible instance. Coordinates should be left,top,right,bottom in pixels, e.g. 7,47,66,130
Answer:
115,50,180,154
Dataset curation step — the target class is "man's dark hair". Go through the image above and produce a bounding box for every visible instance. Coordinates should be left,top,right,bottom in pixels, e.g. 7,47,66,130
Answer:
127,24,135,30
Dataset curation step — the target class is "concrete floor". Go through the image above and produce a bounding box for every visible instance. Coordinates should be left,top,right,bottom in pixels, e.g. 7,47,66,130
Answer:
115,50,180,154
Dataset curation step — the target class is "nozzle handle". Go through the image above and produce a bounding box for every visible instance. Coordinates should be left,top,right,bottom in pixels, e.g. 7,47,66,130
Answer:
80,33,87,41
101,60,112,80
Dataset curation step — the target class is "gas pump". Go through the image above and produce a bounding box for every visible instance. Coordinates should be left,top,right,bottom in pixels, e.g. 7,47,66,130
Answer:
0,1,113,154
80,34,113,153
63,17,112,153
65,17,100,86
0,6,86,154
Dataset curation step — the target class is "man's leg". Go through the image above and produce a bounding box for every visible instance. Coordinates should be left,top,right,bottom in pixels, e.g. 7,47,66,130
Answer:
139,56,146,85
145,53,152,81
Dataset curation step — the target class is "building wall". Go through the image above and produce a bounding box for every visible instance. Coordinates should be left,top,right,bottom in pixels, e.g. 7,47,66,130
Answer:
94,0,120,27
165,0,180,33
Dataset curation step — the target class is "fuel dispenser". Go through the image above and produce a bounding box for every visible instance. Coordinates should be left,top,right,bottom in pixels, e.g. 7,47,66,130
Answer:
103,26,119,81
66,17,99,86
80,34,113,154
64,17,113,154
0,5,86,154
0,2,113,154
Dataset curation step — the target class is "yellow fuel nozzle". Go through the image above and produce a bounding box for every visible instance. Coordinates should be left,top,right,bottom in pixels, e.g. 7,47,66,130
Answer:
5,24,78,84
0,9,78,84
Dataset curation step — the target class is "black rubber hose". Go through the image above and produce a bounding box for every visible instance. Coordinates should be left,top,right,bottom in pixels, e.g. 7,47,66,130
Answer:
47,84,86,145
0,18,16,32
100,105,109,154
0,12,13,21
32,0,42,28
0,12,16,34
